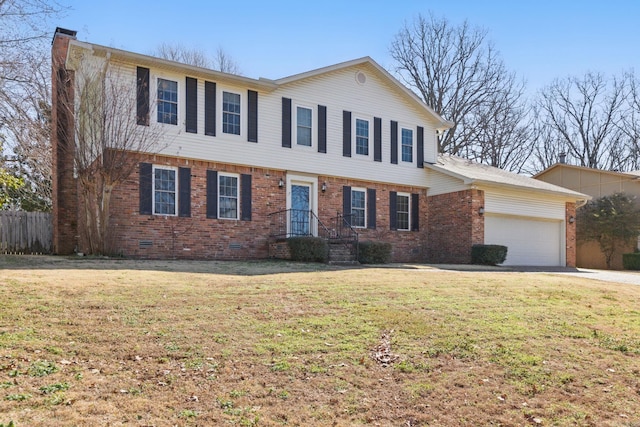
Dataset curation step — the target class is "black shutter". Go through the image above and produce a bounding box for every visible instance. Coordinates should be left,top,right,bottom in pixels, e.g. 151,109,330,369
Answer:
411,193,419,231
390,121,398,164
343,110,352,157
248,90,258,142
185,77,197,133
367,188,376,229
282,97,292,148
206,170,218,219
342,186,352,218
374,117,382,162
240,174,252,221
417,126,424,168
318,105,327,153
204,81,216,136
139,162,152,215
136,67,150,126
178,167,191,217
389,191,397,230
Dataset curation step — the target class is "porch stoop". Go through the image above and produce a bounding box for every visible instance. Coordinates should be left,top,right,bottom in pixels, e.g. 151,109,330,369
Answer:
327,240,359,265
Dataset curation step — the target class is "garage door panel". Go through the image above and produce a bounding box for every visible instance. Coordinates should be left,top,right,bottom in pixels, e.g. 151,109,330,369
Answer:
484,215,562,266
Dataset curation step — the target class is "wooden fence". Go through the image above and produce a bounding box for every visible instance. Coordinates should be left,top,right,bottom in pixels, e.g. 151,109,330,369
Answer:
0,211,52,254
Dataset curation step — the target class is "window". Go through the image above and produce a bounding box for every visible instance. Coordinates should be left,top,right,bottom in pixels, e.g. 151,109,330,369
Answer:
296,106,312,146
396,193,410,231
153,166,177,215
401,128,413,162
219,173,239,219
351,189,366,228
355,118,369,155
222,91,241,135
157,78,178,125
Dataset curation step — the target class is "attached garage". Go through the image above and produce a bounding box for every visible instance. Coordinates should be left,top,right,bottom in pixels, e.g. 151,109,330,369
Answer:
484,215,562,266
425,155,589,267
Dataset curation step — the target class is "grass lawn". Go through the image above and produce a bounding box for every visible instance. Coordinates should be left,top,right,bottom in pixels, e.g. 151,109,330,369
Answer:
0,255,639,426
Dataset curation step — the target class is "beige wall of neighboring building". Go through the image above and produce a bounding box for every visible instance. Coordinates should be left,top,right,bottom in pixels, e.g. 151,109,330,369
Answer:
535,164,640,202
535,164,640,269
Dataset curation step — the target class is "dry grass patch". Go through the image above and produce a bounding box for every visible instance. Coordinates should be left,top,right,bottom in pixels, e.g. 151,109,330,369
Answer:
0,256,639,426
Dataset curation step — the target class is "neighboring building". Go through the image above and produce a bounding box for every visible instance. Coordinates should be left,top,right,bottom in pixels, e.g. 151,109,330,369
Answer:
51,28,587,266
535,163,640,269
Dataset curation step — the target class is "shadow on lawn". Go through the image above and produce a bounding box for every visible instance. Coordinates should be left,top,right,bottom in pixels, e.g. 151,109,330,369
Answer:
0,254,583,276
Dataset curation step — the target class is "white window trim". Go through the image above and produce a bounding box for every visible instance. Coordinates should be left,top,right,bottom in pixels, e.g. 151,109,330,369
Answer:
218,172,240,220
220,88,244,138
152,165,178,216
353,115,372,159
294,103,316,149
400,125,415,164
351,187,367,229
154,76,180,126
396,191,411,231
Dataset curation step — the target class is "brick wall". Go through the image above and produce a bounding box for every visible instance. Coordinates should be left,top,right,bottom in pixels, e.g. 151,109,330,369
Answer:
104,154,429,262
426,189,484,264
51,31,78,255
565,202,577,267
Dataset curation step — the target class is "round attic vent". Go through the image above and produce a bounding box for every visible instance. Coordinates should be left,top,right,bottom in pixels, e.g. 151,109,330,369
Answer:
355,71,367,85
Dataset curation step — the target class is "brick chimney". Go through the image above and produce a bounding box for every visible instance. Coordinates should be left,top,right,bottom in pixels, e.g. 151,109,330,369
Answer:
51,28,78,254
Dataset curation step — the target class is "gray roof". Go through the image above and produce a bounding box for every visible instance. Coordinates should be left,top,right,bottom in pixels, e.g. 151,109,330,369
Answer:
426,155,589,200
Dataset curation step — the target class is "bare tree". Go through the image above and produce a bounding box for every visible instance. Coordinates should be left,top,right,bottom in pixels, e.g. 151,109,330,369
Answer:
0,0,65,210
389,12,529,170
621,71,640,170
152,42,241,74
61,53,165,254
534,72,627,170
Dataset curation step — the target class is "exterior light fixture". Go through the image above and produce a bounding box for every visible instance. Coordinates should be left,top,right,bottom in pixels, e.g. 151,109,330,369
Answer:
278,178,284,188
569,216,575,224
321,182,327,192
478,207,485,215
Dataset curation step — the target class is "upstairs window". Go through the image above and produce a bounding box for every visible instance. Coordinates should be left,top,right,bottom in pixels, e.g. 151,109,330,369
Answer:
355,118,369,156
219,173,239,219
351,188,366,228
401,128,413,162
157,79,178,125
296,106,312,146
153,166,177,215
222,91,241,135
396,193,410,231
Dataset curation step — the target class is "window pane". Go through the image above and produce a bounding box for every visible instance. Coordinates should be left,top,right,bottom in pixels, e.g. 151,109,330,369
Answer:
219,175,238,219
296,107,312,146
351,190,366,227
396,195,409,230
223,92,241,135
153,168,176,215
356,119,369,155
157,79,178,125
402,128,413,162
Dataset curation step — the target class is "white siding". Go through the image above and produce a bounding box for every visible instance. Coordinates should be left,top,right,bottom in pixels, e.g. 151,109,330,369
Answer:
484,188,566,220
426,169,469,196
110,60,440,188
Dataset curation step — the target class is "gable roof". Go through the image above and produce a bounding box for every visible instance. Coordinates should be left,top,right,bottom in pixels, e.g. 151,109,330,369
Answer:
534,162,640,180
275,57,453,131
426,155,589,200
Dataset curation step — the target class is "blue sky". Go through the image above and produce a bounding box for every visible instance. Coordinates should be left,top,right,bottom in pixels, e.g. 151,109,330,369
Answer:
58,0,639,94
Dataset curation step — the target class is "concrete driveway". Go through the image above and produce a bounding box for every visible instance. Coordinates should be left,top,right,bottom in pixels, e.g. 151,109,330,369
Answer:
427,264,640,286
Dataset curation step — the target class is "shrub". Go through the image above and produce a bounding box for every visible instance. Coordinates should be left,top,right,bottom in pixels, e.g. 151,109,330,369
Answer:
287,237,328,263
471,244,507,265
622,253,640,270
358,241,392,264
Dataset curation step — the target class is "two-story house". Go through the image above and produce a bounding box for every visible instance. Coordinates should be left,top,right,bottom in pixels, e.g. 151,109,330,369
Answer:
51,28,587,266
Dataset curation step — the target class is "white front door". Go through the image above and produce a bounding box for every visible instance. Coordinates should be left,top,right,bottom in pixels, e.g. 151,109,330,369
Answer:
286,175,318,237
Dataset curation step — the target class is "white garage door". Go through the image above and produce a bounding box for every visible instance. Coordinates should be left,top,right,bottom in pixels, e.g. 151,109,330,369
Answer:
484,215,563,266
